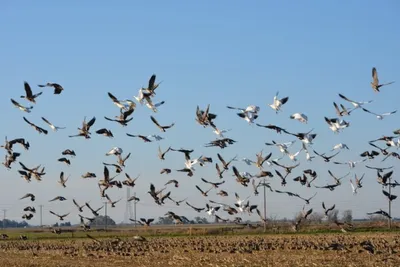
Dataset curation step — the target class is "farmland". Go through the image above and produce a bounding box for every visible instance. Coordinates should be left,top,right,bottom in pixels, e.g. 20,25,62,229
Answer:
0,224,400,266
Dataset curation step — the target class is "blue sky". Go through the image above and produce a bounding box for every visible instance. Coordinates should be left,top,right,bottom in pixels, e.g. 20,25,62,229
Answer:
1,1,399,225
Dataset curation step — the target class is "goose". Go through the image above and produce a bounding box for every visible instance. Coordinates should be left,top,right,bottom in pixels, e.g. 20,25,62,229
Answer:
10,99,33,113
355,173,365,188
143,97,165,112
22,214,34,220
333,159,367,169
41,117,66,131
234,192,250,207
81,172,96,178
104,107,134,126
195,104,217,127
134,88,145,104
241,157,256,165
360,150,380,159
206,204,220,216
141,74,161,97
361,107,397,120
236,111,258,124
168,197,187,206
328,170,349,185
299,192,318,205
139,218,155,226
367,209,391,219
73,199,85,212
126,133,152,142
58,171,69,188
49,211,70,221
201,178,225,188
195,185,212,197
69,116,96,139
338,93,373,110
382,190,397,201
273,170,287,186
23,206,36,213
186,202,205,212
158,146,171,160
301,143,315,161
265,140,296,154
272,161,300,174
148,135,164,141
322,202,336,218
290,113,308,123
165,179,179,187
324,117,350,133
217,153,237,170
23,117,48,135
127,196,140,202
217,189,229,197
254,170,273,178
227,105,260,114
49,196,67,202
255,150,272,169
105,194,122,207
232,166,250,187
211,125,232,138
85,203,104,217
366,165,393,172
333,102,354,116
38,82,64,94
170,148,194,160
2,151,21,169
286,129,317,144
256,123,289,134
205,138,236,149
96,128,113,137
331,143,349,151
148,183,166,204
314,183,340,191
371,67,395,92
122,173,139,187
62,149,76,157
377,170,393,186
115,153,131,168
105,147,123,156
368,142,389,155
21,82,42,103
301,206,313,219
313,150,340,162
350,179,358,195
160,168,172,175
107,92,129,110
58,157,71,166
269,91,289,113
285,148,303,162
20,193,35,201
215,163,225,178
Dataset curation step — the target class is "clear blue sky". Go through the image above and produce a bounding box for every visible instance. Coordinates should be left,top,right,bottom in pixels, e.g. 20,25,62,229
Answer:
1,1,399,225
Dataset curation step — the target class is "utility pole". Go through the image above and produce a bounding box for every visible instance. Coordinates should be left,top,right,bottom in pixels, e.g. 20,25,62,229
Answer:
133,192,137,228
39,205,43,227
104,201,108,232
388,175,392,229
263,178,267,233
2,209,6,229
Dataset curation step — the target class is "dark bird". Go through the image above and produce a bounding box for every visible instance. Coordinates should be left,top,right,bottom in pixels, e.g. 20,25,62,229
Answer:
360,150,380,159
150,116,175,132
23,117,48,135
69,116,96,139
62,149,76,157
49,211,70,221
186,202,205,212
367,209,391,219
21,81,42,103
38,82,64,94
382,190,397,201
371,67,395,92
96,128,114,137
58,157,71,166
256,123,289,134
126,133,152,142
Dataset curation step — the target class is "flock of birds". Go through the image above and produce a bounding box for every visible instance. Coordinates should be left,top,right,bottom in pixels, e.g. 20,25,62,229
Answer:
1,67,399,232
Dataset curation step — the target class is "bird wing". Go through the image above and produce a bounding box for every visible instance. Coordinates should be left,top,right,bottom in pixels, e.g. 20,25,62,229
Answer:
24,82,33,97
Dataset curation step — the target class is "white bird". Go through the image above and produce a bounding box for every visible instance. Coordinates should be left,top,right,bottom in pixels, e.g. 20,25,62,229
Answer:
290,113,308,124
237,112,258,124
361,108,397,120
266,140,296,154
331,143,349,151
106,147,123,156
206,205,219,216
269,91,289,113
212,126,232,138
41,117,66,132
286,148,303,162
11,99,33,113
227,105,260,114
302,143,314,162
134,89,145,104
240,172,253,179
325,117,350,133
242,158,256,165
350,179,358,195
265,156,284,166
146,100,165,113
234,192,250,206
334,159,367,169
338,94,373,110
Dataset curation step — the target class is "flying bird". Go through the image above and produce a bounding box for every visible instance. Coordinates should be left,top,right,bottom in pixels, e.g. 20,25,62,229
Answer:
38,82,64,94
370,67,395,92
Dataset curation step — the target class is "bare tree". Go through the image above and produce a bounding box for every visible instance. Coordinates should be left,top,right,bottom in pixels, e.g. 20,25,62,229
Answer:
341,210,352,223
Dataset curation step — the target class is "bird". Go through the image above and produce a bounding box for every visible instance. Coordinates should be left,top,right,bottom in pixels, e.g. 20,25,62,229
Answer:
23,117,48,135
158,146,171,160
21,81,42,103
96,128,114,137
20,193,35,202
195,185,212,197
269,91,289,113
58,157,71,166
104,106,134,126
126,134,152,142
10,99,33,113
38,82,64,94
41,117,66,132
370,67,395,92
290,113,308,123
107,92,131,110
58,171,70,187
361,107,397,120
322,202,336,218
49,211,70,221
367,209,391,219
69,116,96,139
331,143,349,151
49,196,67,202
338,93,373,110
73,199,85,212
